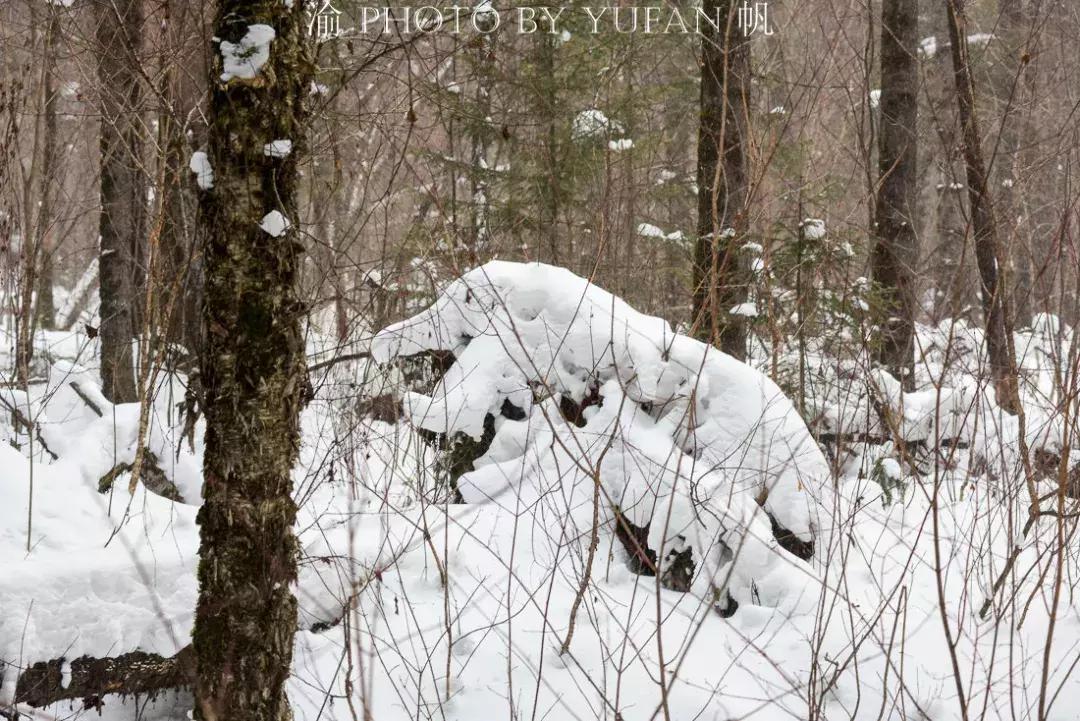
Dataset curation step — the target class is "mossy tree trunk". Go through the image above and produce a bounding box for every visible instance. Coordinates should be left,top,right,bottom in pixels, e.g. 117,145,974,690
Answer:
94,0,144,403
693,0,751,360
871,0,919,389
192,2,312,720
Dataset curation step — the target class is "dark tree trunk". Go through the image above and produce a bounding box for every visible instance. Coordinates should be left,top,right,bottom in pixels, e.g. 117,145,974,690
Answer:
990,0,1033,325
192,2,312,720
94,0,144,403
34,6,60,333
871,0,919,389
693,0,751,360
468,15,496,260
159,0,204,355
536,33,561,265
921,0,962,323
944,0,1020,413
161,119,203,354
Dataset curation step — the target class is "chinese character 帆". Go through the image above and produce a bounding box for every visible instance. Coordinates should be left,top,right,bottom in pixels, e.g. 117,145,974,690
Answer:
738,1,774,36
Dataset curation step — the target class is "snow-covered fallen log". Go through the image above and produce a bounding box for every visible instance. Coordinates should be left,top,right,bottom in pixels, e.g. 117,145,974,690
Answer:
373,261,833,605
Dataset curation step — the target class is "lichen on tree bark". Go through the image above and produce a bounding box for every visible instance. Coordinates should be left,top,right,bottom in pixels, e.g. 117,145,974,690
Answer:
192,3,314,720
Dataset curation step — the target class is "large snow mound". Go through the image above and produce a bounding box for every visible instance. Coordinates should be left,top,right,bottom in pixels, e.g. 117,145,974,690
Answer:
373,261,832,604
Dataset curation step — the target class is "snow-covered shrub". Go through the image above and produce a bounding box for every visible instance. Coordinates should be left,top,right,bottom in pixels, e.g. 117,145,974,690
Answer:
373,261,831,610
795,308,1080,497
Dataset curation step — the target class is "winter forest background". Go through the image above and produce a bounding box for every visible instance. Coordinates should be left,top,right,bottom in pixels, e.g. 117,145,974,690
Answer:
2,0,1080,719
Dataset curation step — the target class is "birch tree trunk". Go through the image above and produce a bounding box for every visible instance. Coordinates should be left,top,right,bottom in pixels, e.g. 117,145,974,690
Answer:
871,0,919,388
192,2,312,720
944,0,1020,413
693,0,751,360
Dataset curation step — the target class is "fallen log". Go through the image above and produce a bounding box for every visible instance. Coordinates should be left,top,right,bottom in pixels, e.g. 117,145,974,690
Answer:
97,451,183,503
68,381,104,418
11,646,193,709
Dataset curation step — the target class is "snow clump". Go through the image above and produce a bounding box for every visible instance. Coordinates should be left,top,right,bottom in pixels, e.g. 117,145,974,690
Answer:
572,108,624,139
263,139,293,158
260,210,291,237
220,24,276,82
801,217,827,240
189,151,214,189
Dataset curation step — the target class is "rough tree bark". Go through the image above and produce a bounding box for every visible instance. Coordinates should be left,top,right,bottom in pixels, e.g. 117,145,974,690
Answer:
12,648,193,709
871,0,919,389
944,0,1020,413
94,0,144,403
693,0,751,360
192,2,313,720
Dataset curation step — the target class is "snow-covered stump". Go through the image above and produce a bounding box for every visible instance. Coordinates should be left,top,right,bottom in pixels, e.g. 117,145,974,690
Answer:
373,261,832,610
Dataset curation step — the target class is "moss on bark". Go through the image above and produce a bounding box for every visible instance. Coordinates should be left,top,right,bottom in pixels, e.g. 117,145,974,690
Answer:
192,3,314,721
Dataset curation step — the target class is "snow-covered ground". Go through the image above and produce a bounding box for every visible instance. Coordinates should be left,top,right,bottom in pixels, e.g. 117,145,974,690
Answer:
2,262,1079,720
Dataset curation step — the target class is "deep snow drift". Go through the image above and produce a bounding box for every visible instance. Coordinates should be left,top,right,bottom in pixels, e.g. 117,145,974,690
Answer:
2,261,1079,720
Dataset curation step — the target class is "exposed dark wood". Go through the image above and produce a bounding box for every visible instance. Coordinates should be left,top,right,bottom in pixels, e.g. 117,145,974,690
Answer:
69,380,104,417
97,451,183,502
355,393,402,423
693,0,751,360
768,512,814,560
612,510,658,577
306,350,371,374
12,647,194,709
